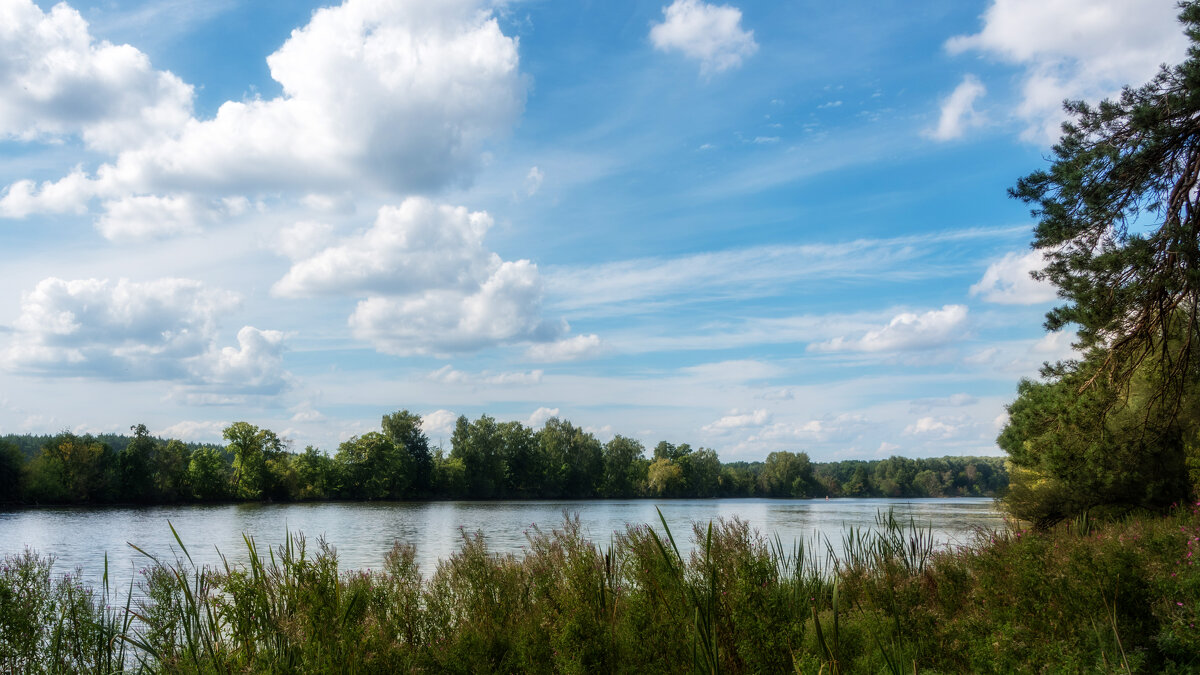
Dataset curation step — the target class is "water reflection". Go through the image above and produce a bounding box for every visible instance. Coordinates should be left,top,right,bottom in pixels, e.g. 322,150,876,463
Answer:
0,498,1003,590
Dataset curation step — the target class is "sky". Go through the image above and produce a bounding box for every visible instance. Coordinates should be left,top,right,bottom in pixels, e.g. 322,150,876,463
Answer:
0,0,1190,461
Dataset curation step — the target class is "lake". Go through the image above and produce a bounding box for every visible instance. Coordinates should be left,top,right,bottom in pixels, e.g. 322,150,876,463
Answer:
0,498,1004,591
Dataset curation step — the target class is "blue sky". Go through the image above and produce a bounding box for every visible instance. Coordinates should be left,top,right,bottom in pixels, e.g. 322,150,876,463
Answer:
0,0,1189,460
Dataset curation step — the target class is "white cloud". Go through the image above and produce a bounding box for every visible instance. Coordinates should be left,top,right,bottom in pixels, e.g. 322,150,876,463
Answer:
810,305,968,353
275,198,572,355
702,408,771,433
420,409,458,437
1031,330,1077,359
527,406,560,428
204,326,288,393
545,227,1019,317
525,334,605,362
0,0,194,152
524,166,544,196
649,0,758,74
947,0,1187,143
290,405,325,423
3,277,287,392
427,365,543,385
752,136,780,144
910,393,978,412
157,420,227,442
348,260,562,355
274,199,496,297
1,0,526,233
95,193,208,240
926,74,986,141
904,416,959,438
276,221,336,260
0,171,95,218
970,250,1058,304
682,359,780,382
876,441,901,455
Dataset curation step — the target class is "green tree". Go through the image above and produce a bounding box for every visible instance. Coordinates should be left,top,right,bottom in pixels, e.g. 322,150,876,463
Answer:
999,3,1200,517
335,432,408,500
687,448,722,497
187,446,230,501
999,354,1192,526
224,422,284,500
381,410,433,497
535,418,602,498
119,423,156,503
432,448,467,498
295,446,335,499
601,435,645,498
498,421,539,498
152,439,191,502
451,415,504,498
0,441,25,502
647,458,684,497
759,451,815,498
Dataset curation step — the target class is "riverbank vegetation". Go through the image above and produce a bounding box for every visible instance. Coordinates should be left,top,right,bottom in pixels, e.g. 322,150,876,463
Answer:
0,419,1005,505
2,504,1198,673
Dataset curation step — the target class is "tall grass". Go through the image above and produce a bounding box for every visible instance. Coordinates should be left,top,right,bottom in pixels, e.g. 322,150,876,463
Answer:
2,503,1199,673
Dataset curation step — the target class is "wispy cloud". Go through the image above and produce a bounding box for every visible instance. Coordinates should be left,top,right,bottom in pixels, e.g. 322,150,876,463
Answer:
545,226,1026,317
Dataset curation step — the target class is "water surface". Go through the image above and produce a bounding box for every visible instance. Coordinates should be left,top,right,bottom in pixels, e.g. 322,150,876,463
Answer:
0,498,1003,590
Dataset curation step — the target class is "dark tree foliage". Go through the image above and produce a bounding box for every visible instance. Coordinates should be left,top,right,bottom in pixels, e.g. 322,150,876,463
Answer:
382,410,433,496
0,415,1007,504
1000,2,1200,524
1011,1,1200,412
0,441,25,503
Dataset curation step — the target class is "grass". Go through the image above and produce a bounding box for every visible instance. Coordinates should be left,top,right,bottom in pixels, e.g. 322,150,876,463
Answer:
2,503,1199,673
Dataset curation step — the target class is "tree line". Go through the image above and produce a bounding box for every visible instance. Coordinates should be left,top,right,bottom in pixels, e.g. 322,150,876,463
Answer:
0,413,1006,505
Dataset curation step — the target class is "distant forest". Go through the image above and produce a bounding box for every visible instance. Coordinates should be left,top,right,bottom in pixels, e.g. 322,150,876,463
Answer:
0,411,1006,505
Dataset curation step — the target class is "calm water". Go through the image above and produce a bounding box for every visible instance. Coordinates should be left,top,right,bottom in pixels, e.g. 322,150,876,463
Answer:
0,498,1003,590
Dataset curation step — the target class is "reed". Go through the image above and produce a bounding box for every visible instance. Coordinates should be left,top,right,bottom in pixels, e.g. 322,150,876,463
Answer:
1,503,1198,673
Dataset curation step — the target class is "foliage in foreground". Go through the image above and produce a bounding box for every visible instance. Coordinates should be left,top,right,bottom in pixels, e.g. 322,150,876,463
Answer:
998,0,1200,526
2,506,1199,674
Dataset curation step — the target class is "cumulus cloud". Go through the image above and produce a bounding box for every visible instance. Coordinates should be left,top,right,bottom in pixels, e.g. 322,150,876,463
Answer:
0,171,95,218
527,406,560,427
0,0,194,152
810,305,968,353
95,193,224,241
204,326,288,393
650,0,758,74
157,420,227,442
275,197,578,356
420,409,459,437
274,199,497,297
3,277,287,392
349,259,563,355
525,334,605,362
970,250,1058,304
904,416,960,438
1,0,526,236
926,74,986,141
947,0,1188,143
276,221,336,260
702,408,771,433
